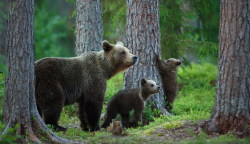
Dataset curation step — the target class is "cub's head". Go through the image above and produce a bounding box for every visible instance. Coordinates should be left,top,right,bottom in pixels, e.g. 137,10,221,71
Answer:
141,78,160,95
163,58,182,68
102,40,138,74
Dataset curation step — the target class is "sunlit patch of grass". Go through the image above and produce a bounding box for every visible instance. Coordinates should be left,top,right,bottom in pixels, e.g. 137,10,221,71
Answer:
163,121,182,129
172,63,217,119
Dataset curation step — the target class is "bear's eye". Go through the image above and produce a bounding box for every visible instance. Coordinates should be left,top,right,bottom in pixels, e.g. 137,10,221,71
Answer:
167,60,170,63
151,84,154,87
120,51,126,56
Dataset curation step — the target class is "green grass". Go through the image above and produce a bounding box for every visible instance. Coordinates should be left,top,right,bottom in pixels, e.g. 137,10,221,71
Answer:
171,63,217,119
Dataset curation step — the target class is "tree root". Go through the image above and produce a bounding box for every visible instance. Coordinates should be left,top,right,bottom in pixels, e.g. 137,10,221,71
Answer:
31,115,80,144
1,113,84,143
201,114,250,138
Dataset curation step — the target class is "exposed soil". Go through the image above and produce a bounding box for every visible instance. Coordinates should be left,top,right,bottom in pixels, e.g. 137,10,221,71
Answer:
149,122,200,141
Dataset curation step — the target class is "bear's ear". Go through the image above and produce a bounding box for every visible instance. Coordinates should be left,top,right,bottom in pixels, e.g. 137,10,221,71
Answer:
141,78,147,86
102,40,113,52
116,41,124,47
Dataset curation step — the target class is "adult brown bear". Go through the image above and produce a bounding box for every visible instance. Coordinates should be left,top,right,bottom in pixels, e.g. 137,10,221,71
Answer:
35,41,137,132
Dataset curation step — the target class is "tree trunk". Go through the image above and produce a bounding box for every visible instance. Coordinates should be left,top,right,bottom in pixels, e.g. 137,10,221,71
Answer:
75,0,103,55
2,1,72,143
202,0,250,137
125,0,170,115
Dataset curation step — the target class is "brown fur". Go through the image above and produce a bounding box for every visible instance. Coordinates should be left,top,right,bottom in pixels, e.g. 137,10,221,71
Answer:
35,40,137,132
102,78,160,128
156,55,181,111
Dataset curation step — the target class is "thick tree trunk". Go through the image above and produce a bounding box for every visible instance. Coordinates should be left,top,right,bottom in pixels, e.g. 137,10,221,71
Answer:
75,0,103,55
202,0,250,137
125,0,170,115
2,1,73,143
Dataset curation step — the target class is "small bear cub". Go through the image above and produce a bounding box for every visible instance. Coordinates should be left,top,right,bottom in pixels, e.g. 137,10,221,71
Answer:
102,78,160,128
156,55,182,111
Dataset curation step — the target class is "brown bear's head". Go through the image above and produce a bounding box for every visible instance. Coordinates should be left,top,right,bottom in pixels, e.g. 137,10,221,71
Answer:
102,40,138,74
141,78,160,95
163,58,182,67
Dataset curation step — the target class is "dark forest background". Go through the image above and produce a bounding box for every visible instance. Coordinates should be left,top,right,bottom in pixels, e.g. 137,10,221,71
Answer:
0,0,219,65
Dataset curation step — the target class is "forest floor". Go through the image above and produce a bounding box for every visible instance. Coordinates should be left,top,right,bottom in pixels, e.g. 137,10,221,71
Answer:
55,112,250,144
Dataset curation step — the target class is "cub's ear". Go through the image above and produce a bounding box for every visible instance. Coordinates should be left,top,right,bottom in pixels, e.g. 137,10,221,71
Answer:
141,78,147,86
102,40,113,52
116,41,124,46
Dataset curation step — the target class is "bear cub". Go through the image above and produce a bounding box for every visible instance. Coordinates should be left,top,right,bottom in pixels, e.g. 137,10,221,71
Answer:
102,78,160,128
156,55,181,111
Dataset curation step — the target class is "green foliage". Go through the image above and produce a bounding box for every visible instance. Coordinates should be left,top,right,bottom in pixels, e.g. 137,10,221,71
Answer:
189,0,220,43
159,0,186,59
172,63,217,115
102,0,126,41
0,72,4,119
34,0,74,60
0,1,7,31
0,123,20,144
0,55,6,75
143,103,161,123
159,0,219,63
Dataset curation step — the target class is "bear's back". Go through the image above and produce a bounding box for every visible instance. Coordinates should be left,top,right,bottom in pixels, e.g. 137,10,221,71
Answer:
35,51,105,104
110,88,142,113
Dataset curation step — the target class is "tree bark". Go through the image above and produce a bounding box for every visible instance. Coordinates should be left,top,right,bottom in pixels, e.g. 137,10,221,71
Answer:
202,0,250,137
75,0,103,55
2,0,73,143
125,0,170,115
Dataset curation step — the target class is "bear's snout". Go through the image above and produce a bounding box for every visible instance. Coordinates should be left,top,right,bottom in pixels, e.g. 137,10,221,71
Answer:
133,56,138,64
176,61,181,66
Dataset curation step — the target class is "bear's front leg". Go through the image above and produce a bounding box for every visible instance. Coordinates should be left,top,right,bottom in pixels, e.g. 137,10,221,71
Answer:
78,99,89,131
102,104,118,128
121,113,130,128
85,100,103,131
130,108,143,127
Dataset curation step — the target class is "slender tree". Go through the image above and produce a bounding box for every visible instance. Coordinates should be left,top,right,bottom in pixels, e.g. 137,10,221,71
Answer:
125,0,170,114
75,0,103,55
202,0,250,137
2,0,71,143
